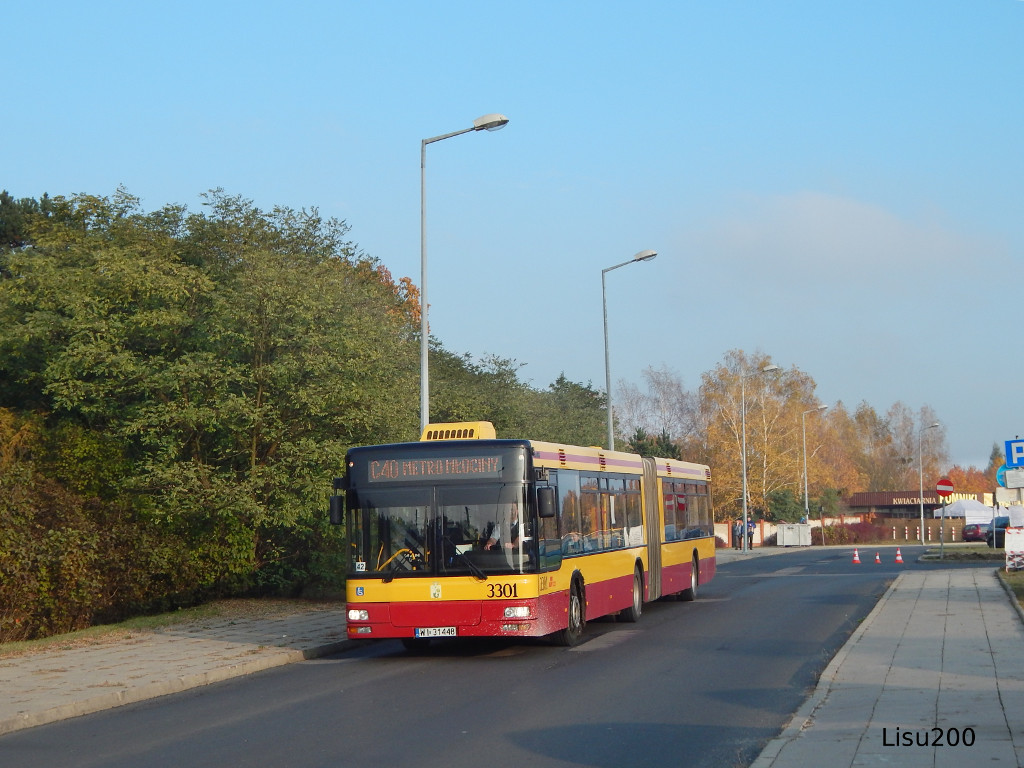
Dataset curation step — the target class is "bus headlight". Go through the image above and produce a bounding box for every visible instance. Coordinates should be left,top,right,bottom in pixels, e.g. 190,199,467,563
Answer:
503,606,530,619
347,609,369,621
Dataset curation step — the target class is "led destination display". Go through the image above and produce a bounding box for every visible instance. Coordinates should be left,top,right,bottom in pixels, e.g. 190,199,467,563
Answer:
367,455,503,483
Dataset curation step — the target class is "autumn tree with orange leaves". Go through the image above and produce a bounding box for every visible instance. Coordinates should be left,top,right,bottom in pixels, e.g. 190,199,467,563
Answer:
616,350,957,521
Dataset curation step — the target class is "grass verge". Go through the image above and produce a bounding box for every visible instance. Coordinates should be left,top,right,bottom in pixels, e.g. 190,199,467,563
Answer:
920,544,1003,562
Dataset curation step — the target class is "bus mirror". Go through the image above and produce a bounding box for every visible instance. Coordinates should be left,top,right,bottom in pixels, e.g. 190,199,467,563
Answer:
329,495,344,525
537,486,556,518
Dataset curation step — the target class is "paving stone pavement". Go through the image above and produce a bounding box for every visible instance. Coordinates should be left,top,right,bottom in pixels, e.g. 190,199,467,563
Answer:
0,607,353,736
751,567,1024,768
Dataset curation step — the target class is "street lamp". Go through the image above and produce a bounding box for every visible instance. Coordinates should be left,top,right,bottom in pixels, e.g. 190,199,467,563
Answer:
420,113,509,432
918,421,940,544
741,363,780,553
802,405,829,521
602,249,658,450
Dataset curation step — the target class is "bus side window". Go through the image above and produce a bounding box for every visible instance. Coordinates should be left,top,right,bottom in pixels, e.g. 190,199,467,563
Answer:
625,478,643,546
663,482,676,542
558,471,582,556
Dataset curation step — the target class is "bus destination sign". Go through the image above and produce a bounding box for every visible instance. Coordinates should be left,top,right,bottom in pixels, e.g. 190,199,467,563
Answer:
368,455,503,483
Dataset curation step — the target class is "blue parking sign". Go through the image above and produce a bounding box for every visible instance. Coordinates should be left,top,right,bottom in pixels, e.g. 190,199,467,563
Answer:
1007,440,1024,468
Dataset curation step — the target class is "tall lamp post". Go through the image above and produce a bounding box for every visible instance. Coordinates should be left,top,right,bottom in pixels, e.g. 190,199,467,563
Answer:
802,405,829,521
918,421,940,544
602,250,658,450
420,113,509,433
741,363,780,552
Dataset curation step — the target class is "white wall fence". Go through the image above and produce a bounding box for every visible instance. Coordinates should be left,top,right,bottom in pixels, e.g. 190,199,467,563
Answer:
713,516,972,547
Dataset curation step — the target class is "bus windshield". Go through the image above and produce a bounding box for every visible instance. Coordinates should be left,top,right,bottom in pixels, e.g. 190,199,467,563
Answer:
348,482,534,577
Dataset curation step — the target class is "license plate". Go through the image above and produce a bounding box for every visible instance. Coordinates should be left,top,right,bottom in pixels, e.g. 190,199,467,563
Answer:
415,626,457,638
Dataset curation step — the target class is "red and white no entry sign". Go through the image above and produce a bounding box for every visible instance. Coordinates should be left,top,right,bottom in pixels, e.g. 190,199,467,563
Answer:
936,477,954,497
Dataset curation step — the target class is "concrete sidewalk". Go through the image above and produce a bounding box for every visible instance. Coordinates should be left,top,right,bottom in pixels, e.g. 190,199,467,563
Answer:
752,567,1024,767
0,606,354,736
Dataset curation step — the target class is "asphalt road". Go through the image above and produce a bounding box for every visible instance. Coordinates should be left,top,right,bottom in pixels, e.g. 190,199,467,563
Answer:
3,546,982,768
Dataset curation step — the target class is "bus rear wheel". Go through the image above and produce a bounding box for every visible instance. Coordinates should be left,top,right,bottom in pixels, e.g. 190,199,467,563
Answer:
554,582,585,646
679,556,698,602
619,567,643,623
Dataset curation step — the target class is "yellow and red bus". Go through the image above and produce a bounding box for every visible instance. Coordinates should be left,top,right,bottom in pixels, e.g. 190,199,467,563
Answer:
331,421,715,647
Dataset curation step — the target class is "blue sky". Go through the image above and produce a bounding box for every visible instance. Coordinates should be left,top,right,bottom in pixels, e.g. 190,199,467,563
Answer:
6,1,1022,470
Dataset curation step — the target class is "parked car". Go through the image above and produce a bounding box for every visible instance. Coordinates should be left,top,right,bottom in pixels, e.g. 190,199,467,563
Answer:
962,523,990,542
987,517,1010,548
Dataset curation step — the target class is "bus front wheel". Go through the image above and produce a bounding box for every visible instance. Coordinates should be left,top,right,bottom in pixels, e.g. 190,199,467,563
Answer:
555,582,585,646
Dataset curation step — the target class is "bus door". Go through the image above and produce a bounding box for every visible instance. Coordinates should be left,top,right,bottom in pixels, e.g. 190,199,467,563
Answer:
641,457,663,599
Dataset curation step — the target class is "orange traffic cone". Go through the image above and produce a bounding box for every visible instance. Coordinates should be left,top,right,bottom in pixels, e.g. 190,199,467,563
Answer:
852,548,861,564
875,552,881,564
895,548,904,564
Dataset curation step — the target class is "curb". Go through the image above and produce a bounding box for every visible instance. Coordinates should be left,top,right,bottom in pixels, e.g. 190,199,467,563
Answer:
0,639,358,737
995,568,1024,625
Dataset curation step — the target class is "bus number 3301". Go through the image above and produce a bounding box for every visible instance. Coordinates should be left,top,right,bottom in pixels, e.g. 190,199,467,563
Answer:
488,584,518,598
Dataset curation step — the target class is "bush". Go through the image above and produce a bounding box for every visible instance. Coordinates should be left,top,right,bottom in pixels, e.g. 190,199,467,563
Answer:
0,469,195,642
0,409,200,642
820,521,890,546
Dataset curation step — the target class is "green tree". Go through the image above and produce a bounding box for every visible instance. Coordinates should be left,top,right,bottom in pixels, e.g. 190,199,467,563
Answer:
626,427,683,459
765,488,803,522
985,443,1003,488
429,350,529,433
815,488,843,519
527,374,606,446
0,191,55,251
0,189,421,602
428,355,605,447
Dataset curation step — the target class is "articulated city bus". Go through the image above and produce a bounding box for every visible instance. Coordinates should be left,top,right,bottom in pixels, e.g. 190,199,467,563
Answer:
330,421,715,647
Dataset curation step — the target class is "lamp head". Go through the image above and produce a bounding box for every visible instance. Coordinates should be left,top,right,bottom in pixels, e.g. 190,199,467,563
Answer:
761,364,781,373
632,249,658,262
473,113,509,132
